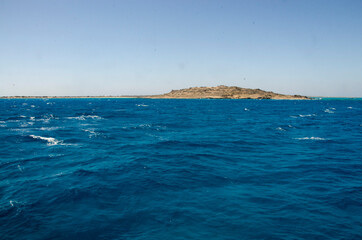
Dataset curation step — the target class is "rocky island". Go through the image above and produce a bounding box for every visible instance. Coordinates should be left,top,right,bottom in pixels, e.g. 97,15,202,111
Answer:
146,86,310,100
1,86,310,99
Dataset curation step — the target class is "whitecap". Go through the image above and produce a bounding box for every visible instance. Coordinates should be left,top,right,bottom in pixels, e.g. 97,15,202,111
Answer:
347,107,353,109
244,108,250,111
0,121,5,123
276,127,286,131
139,124,152,128
30,105,36,108
66,116,85,120
17,165,23,173
295,137,327,141
83,129,99,138
30,117,35,121
29,135,62,146
87,115,102,119
84,129,96,134
39,114,56,123
66,115,102,120
299,114,315,117
20,122,34,127
136,104,148,107
51,172,64,177
324,109,334,113
9,128,28,132
39,127,61,131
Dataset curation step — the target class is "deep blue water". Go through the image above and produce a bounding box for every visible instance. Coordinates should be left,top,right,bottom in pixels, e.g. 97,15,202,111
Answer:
0,98,361,240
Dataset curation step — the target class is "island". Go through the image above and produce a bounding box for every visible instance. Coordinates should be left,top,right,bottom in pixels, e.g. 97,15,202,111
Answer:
0,86,310,100
146,86,310,100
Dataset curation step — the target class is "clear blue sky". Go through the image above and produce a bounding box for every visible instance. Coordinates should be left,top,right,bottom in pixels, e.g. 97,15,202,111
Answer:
1,0,361,97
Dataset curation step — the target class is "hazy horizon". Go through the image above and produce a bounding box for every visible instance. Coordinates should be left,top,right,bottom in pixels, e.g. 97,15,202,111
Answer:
1,0,362,97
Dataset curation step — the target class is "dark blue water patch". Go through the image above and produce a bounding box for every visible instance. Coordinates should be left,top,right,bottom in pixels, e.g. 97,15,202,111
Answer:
0,98,361,239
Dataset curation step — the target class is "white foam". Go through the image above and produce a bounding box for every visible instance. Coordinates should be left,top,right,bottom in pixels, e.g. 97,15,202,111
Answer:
84,129,96,134
136,104,148,107
83,129,99,138
291,114,316,118
276,127,286,131
51,172,64,177
39,127,61,131
17,165,23,173
86,115,102,119
39,114,56,123
347,107,353,109
66,115,102,120
244,108,250,111
324,109,334,113
30,117,35,121
299,114,315,117
295,137,327,141
9,128,28,132
8,120,20,123
29,135,62,145
20,122,34,127
0,121,5,123
30,105,36,108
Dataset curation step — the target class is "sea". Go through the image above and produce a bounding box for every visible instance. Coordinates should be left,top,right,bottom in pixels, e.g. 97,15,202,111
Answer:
0,98,361,240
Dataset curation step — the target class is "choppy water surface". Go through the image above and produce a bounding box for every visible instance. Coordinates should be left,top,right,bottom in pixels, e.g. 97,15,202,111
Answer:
0,98,361,239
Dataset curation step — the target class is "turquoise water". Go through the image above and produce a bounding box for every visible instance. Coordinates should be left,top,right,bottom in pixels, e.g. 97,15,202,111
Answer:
0,98,361,239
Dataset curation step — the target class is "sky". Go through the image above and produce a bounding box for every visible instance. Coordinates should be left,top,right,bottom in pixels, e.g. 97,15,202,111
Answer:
0,0,361,97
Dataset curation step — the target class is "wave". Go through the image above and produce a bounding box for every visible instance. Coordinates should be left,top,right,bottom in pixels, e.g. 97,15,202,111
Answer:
17,164,23,173
276,127,286,131
29,135,65,146
37,114,56,123
295,137,327,141
20,122,34,127
122,124,166,131
291,114,316,118
66,115,102,120
39,127,62,131
324,109,334,114
299,114,315,117
136,104,149,107
83,129,101,138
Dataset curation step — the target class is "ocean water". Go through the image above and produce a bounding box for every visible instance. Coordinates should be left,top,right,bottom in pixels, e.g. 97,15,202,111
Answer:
0,98,361,240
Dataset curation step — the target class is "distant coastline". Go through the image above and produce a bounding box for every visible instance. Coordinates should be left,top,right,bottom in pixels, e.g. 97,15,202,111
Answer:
0,86,312,100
